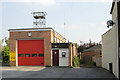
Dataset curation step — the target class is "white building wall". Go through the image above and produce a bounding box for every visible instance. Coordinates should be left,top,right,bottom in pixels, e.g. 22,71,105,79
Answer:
102,2,119,78
59,48,69,66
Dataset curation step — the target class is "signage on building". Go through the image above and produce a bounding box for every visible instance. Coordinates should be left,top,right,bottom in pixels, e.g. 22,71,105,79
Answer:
10,51,16,61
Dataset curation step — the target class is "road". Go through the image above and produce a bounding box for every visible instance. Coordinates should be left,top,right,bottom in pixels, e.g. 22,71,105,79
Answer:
1,67,117,78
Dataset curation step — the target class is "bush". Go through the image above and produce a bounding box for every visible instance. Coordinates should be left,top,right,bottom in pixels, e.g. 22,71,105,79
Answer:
80,59,85,64
93,62,96,66
88,61,96,66
46,65,51,67
73,56,80,67
2,46,9,63
70,66,73,68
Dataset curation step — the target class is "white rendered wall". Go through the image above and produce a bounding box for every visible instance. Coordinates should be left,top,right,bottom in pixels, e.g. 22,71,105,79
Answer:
59,48,69,66
102,2,119,78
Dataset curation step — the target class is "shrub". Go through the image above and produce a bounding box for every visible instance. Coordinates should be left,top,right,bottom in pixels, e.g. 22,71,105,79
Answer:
89,61,96,66
93,62,96,66
46,65,51,67
73,56,80,67
80,59,85,64
2,46,9,63
70,66,73,68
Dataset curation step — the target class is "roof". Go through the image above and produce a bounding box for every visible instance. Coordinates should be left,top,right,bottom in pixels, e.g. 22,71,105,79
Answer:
32,12,46,13
83,45,101,52
110,0,120,14
8,27,52,31
110,1,115,14
8,27,66,40
102,28,112,36
52,43,69,48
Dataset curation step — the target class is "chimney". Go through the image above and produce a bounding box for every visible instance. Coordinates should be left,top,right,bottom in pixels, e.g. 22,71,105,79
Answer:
68,40,69,43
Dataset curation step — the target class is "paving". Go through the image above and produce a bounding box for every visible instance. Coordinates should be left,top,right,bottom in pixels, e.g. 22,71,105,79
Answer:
0,66,45,71
0,66,117,78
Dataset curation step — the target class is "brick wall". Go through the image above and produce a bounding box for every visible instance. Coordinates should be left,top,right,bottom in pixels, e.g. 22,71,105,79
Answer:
92,55,102,67
9,29,66,66
9,30,52,66
51,31,66,43
81,49,101,64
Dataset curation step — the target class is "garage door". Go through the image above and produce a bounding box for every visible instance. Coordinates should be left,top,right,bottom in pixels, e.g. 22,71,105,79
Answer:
18,40,44,66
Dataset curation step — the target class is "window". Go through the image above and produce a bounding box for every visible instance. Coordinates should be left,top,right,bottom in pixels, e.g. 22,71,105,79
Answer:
60,40,62,43
19,54,24,57
32,54,37,57
62,52,66,57
39,54,44,57
54,36,56,42
25,54,30,57
57,38,60,43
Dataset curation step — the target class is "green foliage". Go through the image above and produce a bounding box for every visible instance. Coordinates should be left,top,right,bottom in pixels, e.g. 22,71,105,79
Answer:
46,65,51,67
2,45,10,63
0,44,2,52
1,38,10,63
70,66,73,68
90,61,96,66
0,40,3,63
73,56,80,67
87,61,96,66
80,59,85,64
2,46,9,56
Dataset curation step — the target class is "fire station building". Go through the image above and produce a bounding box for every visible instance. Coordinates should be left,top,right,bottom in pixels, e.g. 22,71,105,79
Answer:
9,27,77,67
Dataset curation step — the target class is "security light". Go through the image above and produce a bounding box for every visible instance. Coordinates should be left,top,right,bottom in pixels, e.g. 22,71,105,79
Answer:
106,20,115,28
28,32,31,37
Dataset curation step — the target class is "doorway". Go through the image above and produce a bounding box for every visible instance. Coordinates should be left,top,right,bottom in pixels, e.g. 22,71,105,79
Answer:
109,63,113,73
52,50,59,66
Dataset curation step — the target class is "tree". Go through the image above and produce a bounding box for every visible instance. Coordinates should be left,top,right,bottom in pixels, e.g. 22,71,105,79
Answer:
0,41,2,52
2,46,9,56
1,38,9,63
78,46,85,53
0,40,3,63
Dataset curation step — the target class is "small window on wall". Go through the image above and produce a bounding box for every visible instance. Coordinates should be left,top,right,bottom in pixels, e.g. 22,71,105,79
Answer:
25,54,30,57
19,54,24,57
62,52,66,57
60,40,62,43
32,54,37,57
54,36,57,42
57,38,60,43
39,54,44,57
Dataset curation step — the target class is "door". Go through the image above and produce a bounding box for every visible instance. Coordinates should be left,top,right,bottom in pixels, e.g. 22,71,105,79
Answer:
18,40,44,66
53,50,59,66
109,63,113,73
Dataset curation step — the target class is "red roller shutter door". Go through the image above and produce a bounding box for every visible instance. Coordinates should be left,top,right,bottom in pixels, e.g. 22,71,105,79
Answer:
18,40,44,66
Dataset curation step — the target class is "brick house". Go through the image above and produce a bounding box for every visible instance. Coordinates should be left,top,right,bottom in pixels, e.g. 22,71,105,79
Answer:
8,27,77,67
81,45,102,66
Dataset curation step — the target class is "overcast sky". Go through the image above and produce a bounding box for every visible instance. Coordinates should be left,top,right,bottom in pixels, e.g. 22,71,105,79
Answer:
0,0,113,44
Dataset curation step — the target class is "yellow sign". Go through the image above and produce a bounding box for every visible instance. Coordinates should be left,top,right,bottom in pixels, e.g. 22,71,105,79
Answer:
10,51,16,61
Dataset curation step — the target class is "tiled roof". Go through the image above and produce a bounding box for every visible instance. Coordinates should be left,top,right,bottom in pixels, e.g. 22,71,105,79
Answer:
83,45,101,52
